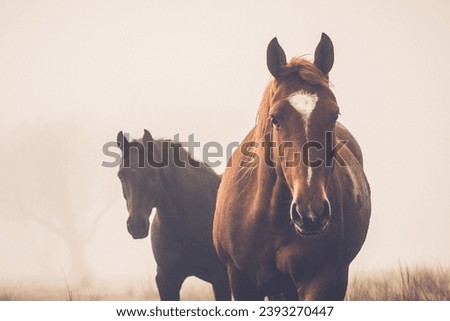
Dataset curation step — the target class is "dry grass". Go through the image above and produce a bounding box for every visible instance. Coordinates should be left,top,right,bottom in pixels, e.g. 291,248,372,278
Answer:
1,266,449,300
0,276,213,301
347,265,450,300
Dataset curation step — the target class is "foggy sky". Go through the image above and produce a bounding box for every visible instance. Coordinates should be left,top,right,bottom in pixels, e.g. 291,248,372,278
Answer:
1,0,450,286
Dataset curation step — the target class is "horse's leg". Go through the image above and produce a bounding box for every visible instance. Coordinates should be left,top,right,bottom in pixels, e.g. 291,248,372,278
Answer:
155,266,184,301
282,279,299,300
268,293,285,300
227,265,263,301
295,267,340,301
335,267,349,300
268,278,298,300
211,270,232,301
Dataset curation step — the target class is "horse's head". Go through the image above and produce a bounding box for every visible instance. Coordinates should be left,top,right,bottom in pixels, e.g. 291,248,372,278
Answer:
265,33,339,236
117,129,161,239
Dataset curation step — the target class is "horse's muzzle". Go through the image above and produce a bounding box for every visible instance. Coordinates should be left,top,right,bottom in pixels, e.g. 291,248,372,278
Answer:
127,217,150,239
290,200,330,235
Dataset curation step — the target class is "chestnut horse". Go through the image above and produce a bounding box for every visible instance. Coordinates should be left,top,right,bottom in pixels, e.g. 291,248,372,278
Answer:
213,33,371,300
117,130,230,300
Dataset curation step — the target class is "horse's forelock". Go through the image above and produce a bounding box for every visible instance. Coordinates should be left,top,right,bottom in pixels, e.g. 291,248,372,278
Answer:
280,57,329,88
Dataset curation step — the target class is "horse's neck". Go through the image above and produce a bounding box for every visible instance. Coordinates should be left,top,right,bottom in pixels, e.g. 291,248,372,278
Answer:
152,141,181,214
155,165,190,221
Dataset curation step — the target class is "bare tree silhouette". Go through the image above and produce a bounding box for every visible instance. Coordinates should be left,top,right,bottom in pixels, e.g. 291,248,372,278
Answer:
0,121,115,284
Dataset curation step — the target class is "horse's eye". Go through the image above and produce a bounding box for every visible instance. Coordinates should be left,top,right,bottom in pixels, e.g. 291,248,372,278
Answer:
270,115,280,128
330,113,340,123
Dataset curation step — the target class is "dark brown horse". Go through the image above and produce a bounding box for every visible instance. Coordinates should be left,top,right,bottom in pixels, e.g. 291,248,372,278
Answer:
213,33,371,300
117,130,230,300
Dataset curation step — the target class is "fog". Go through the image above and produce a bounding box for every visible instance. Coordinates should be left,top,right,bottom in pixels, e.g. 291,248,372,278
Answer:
1,1,450,298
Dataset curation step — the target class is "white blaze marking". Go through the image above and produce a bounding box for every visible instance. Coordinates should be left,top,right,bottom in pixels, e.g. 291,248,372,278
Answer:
288,90,319,187
288,90,319,137
307,167,313,187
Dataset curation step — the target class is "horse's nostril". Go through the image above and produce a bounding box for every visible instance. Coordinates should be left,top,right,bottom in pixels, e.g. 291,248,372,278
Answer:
290,202,304,226
290,200,330,235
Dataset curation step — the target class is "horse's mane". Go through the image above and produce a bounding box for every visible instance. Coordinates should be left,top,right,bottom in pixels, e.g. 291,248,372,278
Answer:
131,138,204,168
255,57,330,140
161,139,204,168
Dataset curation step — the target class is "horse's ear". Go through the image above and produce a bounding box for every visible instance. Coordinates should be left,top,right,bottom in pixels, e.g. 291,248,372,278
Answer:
267,37,287,79
117,131,129,151
314,33,334,76
143,129,153,144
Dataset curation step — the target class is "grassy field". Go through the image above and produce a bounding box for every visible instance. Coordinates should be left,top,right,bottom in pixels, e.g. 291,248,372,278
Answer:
0,276,213,301
1,266,449,300
346,265,450,300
